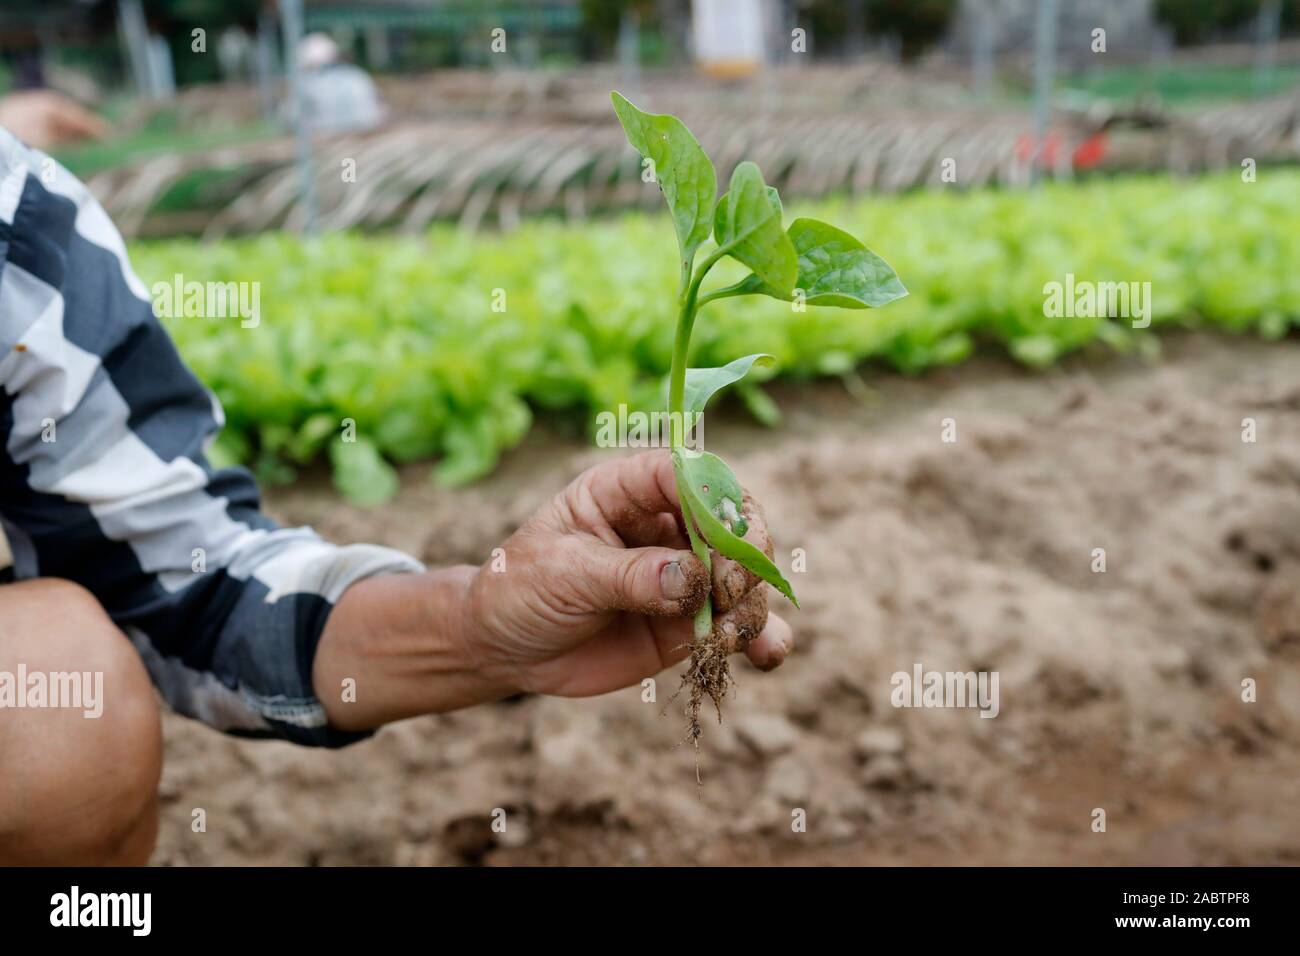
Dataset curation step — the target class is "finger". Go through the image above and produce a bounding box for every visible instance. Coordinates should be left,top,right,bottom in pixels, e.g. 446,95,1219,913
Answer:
712,556,755,614
536,614,694,697
647,511,691,550
650,616,696,668
571,450,685,547
714,586,768,652
555,602,788,699
647,603,790,676
573,539,709,617
743,613,793,672
712,495,775,613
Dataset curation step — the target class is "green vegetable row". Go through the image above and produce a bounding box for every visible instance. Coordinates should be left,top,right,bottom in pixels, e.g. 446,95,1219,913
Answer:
128,170,1300,502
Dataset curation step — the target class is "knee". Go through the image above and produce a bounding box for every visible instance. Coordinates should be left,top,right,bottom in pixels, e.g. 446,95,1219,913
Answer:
0,578,162,865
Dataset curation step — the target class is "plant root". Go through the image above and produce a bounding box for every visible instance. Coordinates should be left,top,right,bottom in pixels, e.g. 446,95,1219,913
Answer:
667,587,767,786
681,625,735,782
667,498,774,784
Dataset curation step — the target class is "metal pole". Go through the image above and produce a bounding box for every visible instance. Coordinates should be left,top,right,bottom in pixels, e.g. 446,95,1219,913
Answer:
971,0,994,102
1029,0,1059,186
256,9,278,122
116,0,154,99
617,9,641,87
278,0,318,235
1254,0,1282,97
846,0,866,60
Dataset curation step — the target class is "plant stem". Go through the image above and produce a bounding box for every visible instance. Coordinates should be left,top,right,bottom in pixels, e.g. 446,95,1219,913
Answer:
668,251,715,426
696,282,752,309
669,247,726,641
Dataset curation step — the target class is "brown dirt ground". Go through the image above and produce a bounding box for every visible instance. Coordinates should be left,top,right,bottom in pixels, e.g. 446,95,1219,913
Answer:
152,333,1300,866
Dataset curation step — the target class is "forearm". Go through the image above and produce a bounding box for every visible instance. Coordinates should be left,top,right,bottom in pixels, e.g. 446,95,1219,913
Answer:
313,564,513,731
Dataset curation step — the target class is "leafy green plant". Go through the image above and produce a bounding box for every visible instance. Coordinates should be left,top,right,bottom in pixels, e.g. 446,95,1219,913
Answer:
131,169,1300,504
610,92,906,743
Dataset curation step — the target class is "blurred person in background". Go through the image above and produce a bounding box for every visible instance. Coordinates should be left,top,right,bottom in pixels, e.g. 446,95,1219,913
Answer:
294,32,385,134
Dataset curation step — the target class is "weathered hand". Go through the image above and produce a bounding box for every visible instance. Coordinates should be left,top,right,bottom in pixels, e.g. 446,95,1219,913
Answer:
316,450,792,730
462,450,793,698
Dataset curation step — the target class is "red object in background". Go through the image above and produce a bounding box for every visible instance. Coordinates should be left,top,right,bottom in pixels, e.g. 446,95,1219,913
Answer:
1071,131,1108,169
1014,130,1109,170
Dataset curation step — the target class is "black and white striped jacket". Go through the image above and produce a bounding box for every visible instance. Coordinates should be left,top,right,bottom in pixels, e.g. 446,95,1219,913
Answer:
0,127,422,747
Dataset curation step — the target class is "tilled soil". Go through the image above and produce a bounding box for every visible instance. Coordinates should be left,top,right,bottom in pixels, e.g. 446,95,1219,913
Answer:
152,333,1300,865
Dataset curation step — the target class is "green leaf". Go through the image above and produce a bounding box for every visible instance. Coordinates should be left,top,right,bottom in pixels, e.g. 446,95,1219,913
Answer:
208,428,249,470
672,450,798,607
287,412,341,463
680,353,774,416
764,185,783,220
737,217,907,308
736,380,782,427
677,450,748,537
435,416,500,487
610,91,716,266
712,162,797,295
714,184,782,235
253,450,296,487
329,437,399,507
1010,334,1057,367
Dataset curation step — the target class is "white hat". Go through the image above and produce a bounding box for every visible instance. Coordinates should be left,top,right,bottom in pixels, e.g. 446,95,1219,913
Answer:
299,33,340,70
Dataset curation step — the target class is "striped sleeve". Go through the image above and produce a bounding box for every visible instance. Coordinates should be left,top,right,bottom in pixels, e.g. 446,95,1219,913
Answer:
0,127,424,747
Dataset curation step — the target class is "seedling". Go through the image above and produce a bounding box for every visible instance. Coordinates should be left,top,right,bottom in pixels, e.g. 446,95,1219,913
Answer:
610,92,907,751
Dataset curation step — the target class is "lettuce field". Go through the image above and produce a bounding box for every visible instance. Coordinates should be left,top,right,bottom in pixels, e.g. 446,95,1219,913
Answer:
130,170,1300,502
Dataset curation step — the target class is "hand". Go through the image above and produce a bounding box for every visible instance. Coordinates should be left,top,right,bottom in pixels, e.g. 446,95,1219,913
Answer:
0,91,107,150
315,450,793,730
462,450,793,698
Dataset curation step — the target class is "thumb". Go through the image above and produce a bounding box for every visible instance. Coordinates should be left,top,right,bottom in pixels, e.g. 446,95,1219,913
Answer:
574,541,709,617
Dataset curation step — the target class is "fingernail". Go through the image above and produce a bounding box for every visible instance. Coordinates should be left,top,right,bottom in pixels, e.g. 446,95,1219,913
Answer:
660,561,688,599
